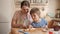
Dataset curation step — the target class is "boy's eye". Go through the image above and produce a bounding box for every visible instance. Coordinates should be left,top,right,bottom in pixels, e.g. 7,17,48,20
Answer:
33,15,35,17
32,15,36,18
33,15,36,17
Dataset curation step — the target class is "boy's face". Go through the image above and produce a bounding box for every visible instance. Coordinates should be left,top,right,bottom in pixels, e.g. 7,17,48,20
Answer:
31,13,40,22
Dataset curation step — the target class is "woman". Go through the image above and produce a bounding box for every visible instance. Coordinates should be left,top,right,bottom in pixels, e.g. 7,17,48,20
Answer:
11,1,32,34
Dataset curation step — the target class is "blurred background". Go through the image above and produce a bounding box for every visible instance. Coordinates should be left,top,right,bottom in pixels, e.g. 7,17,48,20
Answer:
0,0,60,34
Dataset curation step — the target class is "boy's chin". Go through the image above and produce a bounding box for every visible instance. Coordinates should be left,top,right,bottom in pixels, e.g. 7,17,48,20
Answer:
34,20,37,22
34,20,38,22
34,20,39,22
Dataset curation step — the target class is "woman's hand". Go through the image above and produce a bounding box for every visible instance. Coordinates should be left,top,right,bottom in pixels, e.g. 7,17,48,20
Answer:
28,25,33,28
22,24,27,29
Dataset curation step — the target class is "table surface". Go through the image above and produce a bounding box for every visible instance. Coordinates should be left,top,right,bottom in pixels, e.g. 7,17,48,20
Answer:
18,28,48,34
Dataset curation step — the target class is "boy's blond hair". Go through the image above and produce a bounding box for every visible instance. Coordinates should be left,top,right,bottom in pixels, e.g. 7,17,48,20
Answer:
30,8,40,18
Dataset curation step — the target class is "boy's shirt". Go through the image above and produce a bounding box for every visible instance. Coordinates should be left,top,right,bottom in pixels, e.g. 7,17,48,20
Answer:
31,18,47,28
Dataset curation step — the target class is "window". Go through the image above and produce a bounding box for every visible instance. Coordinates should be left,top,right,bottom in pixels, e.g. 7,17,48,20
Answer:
14,0,48,10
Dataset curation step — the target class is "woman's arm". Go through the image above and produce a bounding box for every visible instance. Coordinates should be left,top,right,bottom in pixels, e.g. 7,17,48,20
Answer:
11,11,22,28
11,18,22,28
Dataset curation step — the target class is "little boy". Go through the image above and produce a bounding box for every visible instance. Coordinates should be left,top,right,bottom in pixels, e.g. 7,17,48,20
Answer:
30,8,47,28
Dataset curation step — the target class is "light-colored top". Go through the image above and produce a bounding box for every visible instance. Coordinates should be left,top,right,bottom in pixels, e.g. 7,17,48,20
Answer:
13,10,32,26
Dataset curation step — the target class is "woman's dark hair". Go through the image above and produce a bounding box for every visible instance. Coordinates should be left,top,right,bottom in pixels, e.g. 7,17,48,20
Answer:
21,1,30,8
30,8,40,17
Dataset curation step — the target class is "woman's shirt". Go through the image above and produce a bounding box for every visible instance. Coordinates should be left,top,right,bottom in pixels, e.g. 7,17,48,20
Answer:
12,10,32,27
